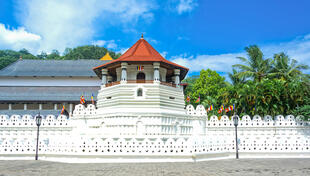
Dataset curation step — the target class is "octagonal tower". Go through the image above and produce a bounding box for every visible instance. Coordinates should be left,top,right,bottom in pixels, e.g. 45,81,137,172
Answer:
89,36,197,136
93,36,189,115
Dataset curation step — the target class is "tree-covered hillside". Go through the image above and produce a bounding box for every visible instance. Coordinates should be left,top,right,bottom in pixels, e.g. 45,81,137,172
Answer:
0,46,121,70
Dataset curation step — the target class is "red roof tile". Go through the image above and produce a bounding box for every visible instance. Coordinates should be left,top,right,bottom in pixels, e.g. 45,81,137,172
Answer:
93,38,189,70
93,37,189,80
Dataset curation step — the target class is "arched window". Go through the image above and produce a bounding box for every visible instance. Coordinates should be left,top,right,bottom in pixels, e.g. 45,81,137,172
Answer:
137,88,143,97
137,72,145,83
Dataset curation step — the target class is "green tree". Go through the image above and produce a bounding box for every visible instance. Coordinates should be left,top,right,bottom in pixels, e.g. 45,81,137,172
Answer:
233,45,271,82
63,45,119,60
63,48,73,55
270,52,309,80
190,69,227,109
0,45,121,70
228,68,246,85
19,48,30,55
37,52,48,59
182,75,199,99
47,50,61,60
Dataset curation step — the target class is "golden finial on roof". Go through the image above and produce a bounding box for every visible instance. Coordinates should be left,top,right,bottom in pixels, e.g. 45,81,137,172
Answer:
141,33,144,39
100,52,113,61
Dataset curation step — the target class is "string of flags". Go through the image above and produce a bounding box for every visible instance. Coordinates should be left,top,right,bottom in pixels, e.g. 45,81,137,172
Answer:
60,93,96,117
185,95,236,113
186,95,200,103
80,93,96,106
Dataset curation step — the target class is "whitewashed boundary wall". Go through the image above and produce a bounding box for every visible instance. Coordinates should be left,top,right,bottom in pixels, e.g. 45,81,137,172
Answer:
0,112,309,162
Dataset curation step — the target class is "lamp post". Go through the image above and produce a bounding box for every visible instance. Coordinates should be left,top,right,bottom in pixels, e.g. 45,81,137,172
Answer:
35,113,42,160
233,115,239,159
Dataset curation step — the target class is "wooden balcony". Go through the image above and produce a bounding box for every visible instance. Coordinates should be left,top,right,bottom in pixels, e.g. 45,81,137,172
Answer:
105,81,120,87
105,80,176,88
127,80,154,84
160,81,176,88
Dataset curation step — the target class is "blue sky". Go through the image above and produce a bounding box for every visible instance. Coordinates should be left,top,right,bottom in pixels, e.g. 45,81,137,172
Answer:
1,0,310,78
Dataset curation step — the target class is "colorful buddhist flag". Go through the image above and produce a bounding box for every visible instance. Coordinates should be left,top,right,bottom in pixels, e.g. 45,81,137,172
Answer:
80,95,86,105
61,105,69,117
217,109,222,114
186,96,190,103
223,104,235,113
225,108,230,113
137,66,144,71
91,93,94,104
229,105,234,111
218,104,224,114
195,95,200,103
221,104,225,110
207,104,213,111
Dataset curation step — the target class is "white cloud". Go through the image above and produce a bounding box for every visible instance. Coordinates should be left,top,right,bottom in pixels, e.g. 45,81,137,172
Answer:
92,40,117,49
261,35,310,70
176,0,197,14
160,51,168,58
145,37,158,44
12,0,156,54
171,34,310,78
171,53,244,73
117,48,129,54
0,24,41,53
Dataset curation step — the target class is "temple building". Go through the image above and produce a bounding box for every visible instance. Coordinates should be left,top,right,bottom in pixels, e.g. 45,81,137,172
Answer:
72,35,192,136
93,35,189,115
0,53,113,115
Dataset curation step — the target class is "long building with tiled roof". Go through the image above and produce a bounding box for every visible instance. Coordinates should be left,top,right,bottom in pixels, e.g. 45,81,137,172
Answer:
0,58,111,115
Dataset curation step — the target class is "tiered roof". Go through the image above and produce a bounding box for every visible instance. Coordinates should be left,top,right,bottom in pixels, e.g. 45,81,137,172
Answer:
93,37,189,79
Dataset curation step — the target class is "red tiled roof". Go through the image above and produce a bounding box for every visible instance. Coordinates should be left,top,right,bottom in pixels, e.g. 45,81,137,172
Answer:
93,38,189,70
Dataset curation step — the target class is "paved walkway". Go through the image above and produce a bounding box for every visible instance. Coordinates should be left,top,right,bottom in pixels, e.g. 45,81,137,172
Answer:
0,158,309,176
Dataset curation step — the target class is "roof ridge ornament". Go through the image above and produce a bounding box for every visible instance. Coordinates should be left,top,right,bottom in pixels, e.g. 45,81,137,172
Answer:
100,52,113,61
141,33,144,39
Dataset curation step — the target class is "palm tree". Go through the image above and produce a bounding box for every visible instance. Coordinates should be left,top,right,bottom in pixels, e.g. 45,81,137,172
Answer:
228,69,246,85
233,45,271,82
270,52,309,81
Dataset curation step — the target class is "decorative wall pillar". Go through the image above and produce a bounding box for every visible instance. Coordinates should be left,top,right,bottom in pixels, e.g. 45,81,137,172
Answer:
8,103,12,110
101,68,108,86
153,62,160,83
24,103,27,110
174,69,180,87
121,62,128,83
69,103,73,113
39,104,42,110
107,76,113,83
54,104,57,110
161,68,167,82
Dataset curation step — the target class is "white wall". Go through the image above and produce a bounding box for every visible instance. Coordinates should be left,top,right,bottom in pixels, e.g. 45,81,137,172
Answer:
0,108,309,162
0,113,309,160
